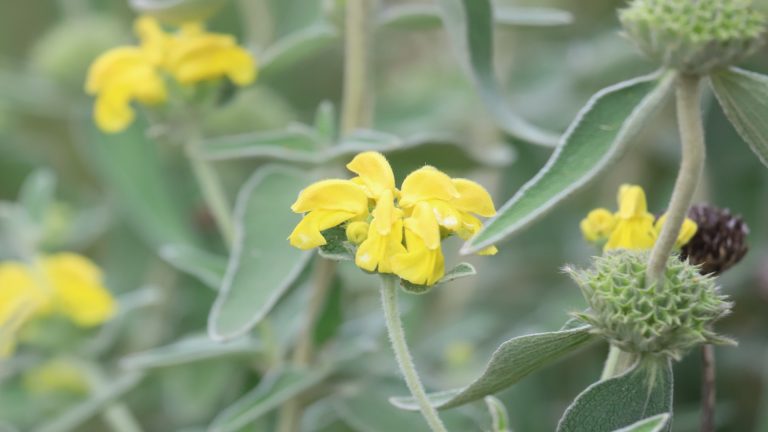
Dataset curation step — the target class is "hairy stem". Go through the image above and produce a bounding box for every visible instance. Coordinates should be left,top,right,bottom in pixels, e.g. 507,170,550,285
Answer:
646,74,705,284
186,145,235,248
340,0,373,134
380,275,449,432
600,345,635,381
82,362,144,432
700,344,716,432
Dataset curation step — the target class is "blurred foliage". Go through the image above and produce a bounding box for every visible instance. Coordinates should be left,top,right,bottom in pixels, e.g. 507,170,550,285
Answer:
0,0,767,431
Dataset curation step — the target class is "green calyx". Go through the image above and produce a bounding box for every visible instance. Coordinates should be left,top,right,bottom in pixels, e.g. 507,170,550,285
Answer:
566,250,734,360
619,0,767,75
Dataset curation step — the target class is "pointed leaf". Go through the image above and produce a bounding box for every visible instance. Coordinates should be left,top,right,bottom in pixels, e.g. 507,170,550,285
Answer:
613,413,671,432
390,326,595,410
438,0,560,146
208,166,313,341
711,67,768,168
557,361,673,432
120,335,261,370
463,72,674,253
260,23,340,78
159,244,227,289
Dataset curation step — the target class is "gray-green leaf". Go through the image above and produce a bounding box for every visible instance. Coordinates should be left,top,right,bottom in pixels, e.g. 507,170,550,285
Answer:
128,0,226,23
159,244,227,289
485,396,512,432
438,0,561,146
710,67,768,168
19,168,56,225
462,72,675,254
613,413,671,432
260,23,340,78
120,335,261,371
390,326,595,410
557,361,673,432
377,4,571,31
207,166,312,341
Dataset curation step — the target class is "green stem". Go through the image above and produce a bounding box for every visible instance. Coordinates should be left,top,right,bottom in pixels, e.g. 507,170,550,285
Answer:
237,0,273,50
646,73,705,285
340,0,373,134
700,344,716,432
185,144,235,248
82,362,144,432
600,345,635,381
380,275,449,432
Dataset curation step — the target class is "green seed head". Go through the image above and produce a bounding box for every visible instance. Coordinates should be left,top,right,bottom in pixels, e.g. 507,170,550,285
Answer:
619,0,767,74
566,250,734,360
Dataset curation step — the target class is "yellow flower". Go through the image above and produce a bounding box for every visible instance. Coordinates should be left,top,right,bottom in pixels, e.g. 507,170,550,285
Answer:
23,358,89,395
580,208,617,243
655,214,698,248
582,184,698,252
0,254,115,357
288,152,497,286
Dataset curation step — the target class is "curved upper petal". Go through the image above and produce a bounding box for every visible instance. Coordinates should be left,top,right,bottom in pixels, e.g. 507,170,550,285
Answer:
399,166,458,208
451,178,496,217
617,184,650,219
290,179,368,214
85,47,149,94
288,210,357,250
346,152,395,199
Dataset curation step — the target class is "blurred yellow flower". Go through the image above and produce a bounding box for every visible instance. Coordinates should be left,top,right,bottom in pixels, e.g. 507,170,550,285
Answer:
23,358,89,395
655,214,698,248
289,152,497,286
581,184,697,252
86,16,256,133
0,254,116,357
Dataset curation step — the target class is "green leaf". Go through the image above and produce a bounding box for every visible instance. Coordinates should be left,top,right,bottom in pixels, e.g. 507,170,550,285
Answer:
120,335,262,370
438,0,560,146
314,101,337,144
710,67,768,168
81,118,200,249
260,23,340,78
399,262,476,294
613,413,671,432
208,166,313,341
33,372,144,432
463,72,675,254
209,367,331,432
128,0,227,23
390,326,596,410
317,226,355,262
485,396,512,432
557,361,673,432
18,169,55,225
377,4,572,31
159,244,227,289
494,7,573,27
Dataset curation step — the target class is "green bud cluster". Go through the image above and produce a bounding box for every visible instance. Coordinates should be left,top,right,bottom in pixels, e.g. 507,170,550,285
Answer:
619,0,767,75
566,250,734,360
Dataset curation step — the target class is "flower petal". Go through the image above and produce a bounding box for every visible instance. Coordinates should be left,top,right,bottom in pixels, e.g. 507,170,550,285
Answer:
655,214,698,248
290,179,368,214
346,152,396,199
399,166,459,208
580,208,617,243
617,184,649,219
288,210,357,250
355,219,406,273
403,202,441,250
42,254,116,327
371,189,400,235
451,178,496,217
604,217,656,251
391,229,445,286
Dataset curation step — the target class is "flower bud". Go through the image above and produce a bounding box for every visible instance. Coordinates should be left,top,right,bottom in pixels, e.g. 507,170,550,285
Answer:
566,250,733,360
680,204,749,275
619,0,767,75
346,221,370,244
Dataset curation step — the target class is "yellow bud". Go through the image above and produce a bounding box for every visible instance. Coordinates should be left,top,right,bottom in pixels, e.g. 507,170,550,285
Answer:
346,221,369,244
580,208,617,243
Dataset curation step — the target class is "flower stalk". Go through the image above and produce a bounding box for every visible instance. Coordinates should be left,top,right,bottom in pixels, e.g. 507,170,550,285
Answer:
185,142,235,248
646,73,705,285
600,345,635,380
380,275,449,432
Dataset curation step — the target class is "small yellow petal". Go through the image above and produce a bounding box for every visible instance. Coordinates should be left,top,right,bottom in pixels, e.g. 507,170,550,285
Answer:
655,214,699,248
42,254,116,327
451,178,496,217
403,202,441,250
346,221,369,244
290,179,368,215
0,263,46,357
288,210,357,250
355,219,406,273
580,208,617,243
85,47,148,94
94,90,135,134
371,190,400,235
616,184,649,219
391,229,445,286
346,152,396,199
399,166,459,208
604,217,656,251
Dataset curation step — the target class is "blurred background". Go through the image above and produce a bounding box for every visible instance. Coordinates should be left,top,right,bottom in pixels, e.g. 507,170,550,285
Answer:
1,0,767,431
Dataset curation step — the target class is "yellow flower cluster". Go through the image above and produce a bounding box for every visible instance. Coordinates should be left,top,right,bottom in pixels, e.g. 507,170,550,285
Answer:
288,152,497,286
580,184,698,251
85,17,257,133
0,253,116,357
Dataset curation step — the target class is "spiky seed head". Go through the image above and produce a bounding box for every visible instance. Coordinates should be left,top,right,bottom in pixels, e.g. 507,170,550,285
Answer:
566,250,734,360
619,0,767,75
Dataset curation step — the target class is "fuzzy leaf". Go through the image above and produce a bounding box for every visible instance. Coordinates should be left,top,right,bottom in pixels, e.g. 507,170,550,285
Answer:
438,0,561,146
400,262,477,294
208,166,312,341
711,67,768,168
613,413,671,432
377,4,571,30
485,396,512,432
463,72,675,253
390,326,595,410
19,169,56,225
129,0,226,23
159,244,227,289
557,361,673,432
317,226,355,262
260,23,339,78
120,335,261,370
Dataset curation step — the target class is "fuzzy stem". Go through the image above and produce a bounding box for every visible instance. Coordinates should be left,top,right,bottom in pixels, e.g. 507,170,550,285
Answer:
82,362,144,432
646,74,705,285
340,0,373,134
185,144,235,248
237,0,273,50
600,345,635,380
700,344,716,432
380,275,449,432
